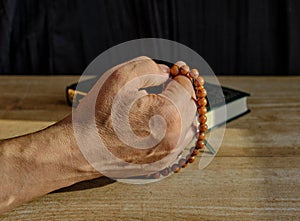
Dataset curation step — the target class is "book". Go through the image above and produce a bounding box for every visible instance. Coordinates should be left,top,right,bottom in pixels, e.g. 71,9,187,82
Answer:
66,78,250,129
204,83,250,129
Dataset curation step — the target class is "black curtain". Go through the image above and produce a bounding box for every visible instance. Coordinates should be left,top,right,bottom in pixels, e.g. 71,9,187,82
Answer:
0,0,300,75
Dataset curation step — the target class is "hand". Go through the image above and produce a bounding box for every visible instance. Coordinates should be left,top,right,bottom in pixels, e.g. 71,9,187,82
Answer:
0,56,197,213
73,56,197,178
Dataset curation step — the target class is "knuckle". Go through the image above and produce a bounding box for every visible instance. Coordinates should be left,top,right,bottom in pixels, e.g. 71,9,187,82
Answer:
132,56,159,70
110,68,128,82
134,55,152,61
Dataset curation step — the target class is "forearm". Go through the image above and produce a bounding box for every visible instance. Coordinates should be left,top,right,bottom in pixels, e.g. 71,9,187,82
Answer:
0,115,101,214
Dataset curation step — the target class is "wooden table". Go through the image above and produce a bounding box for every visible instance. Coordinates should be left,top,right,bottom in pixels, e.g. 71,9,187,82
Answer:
0,76,299,220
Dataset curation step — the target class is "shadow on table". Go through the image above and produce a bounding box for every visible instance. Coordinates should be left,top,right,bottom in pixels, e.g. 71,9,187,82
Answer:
52,176,116,193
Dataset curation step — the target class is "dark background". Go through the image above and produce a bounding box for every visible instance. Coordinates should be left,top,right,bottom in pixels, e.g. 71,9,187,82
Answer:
0,0,299,75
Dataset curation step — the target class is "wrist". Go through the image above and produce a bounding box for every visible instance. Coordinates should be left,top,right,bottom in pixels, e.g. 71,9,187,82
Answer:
0,115,101,213
35,115,102,187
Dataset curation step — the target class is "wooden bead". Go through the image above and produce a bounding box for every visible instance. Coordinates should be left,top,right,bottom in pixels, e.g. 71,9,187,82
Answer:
191,149,200,156
185,154,191,161
197,107,207,115
188,156,196,163
170,65,179,76
198,132,205,140
189,69,199,79
145,173,152,179
180,65,190,75
152,172,161,179
194,76,205,87
179,159,188,168
197,97,207,107
202,88,207,97
198,115,207,124
200,123,208,132
196,88,207,98
160,168,170,176
196,140,205,149
189,146,195,154
171,164,181,173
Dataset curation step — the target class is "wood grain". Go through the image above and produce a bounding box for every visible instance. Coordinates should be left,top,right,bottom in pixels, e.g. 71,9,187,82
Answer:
0,76,299,220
